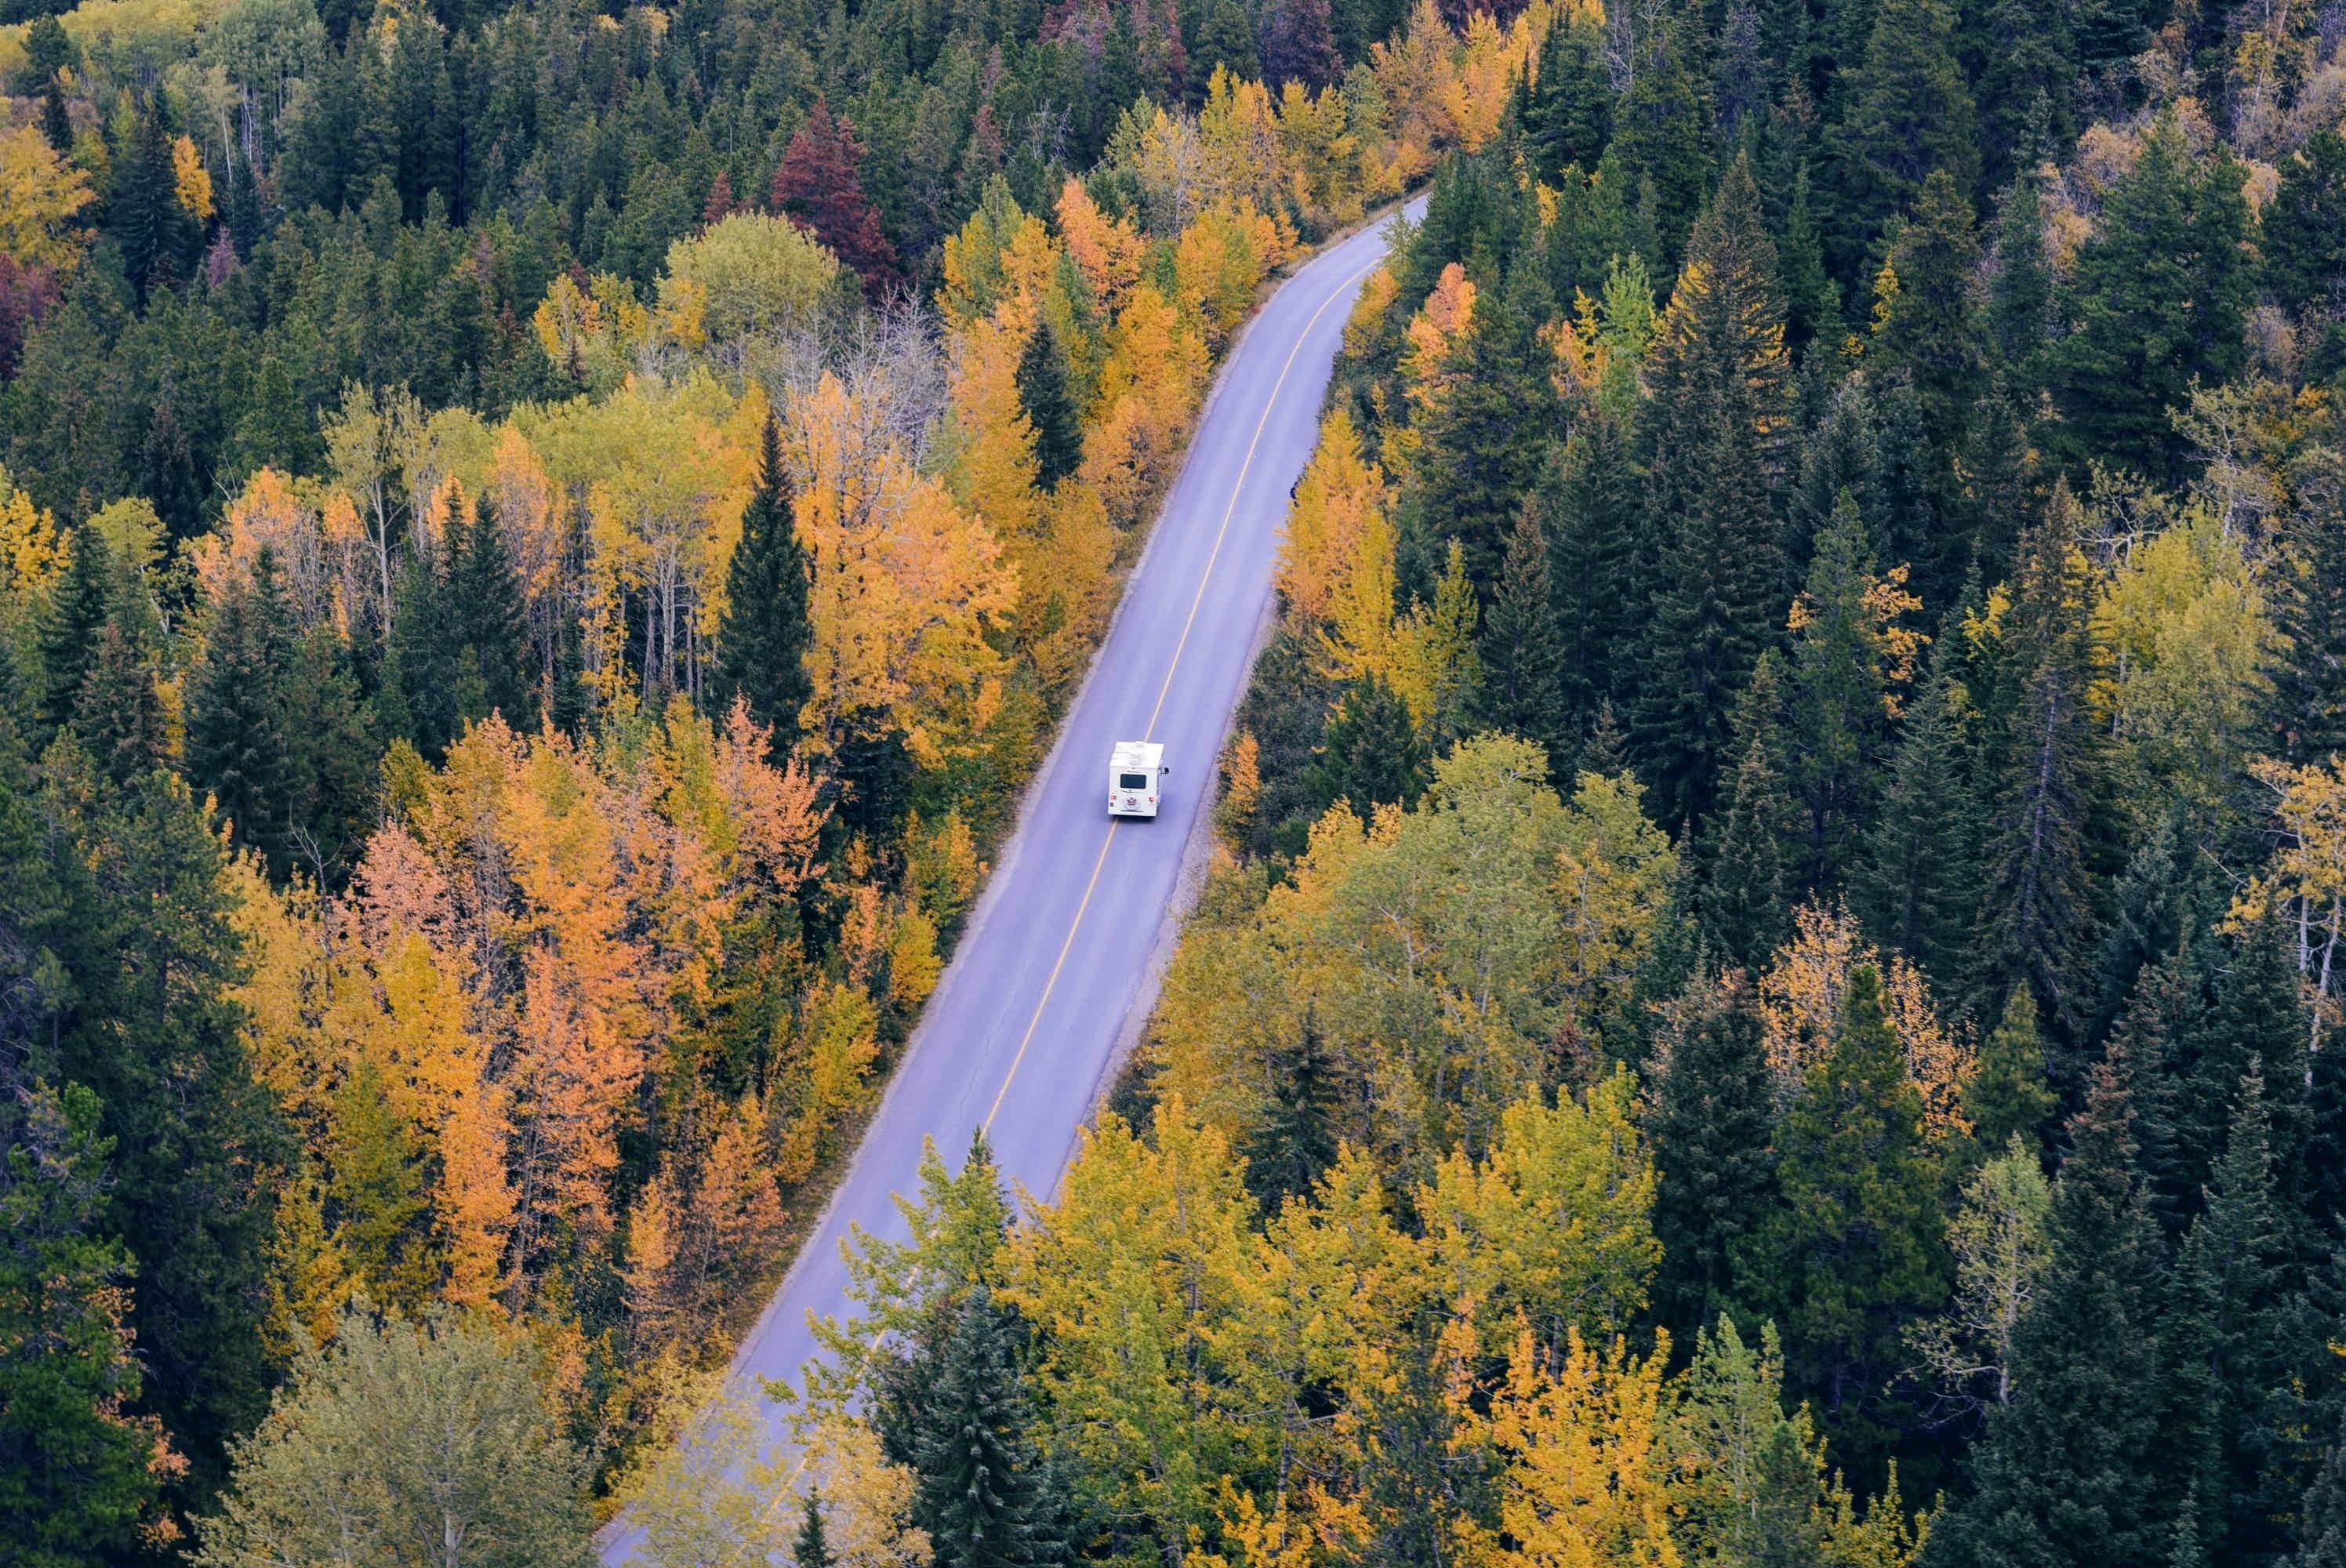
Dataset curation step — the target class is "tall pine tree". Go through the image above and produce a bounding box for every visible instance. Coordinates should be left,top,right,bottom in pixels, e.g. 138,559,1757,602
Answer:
713,417,814,756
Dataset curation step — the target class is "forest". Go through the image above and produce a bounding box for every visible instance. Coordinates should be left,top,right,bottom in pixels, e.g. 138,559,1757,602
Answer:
3,0,2345,1554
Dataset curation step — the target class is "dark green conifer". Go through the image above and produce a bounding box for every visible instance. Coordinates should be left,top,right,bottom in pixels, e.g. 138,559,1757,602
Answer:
1781,491,1891,894
797,1494,837,1568
71,623,166,786
450,494,532,727
2049,112,2255,482
1964,987,2056,1155
1519,18,1611,183
1016,318,1082,492
1648,969,1775,1334
1545,415,1638,738
1821,0,1979,278
1929,1040,2168,1568
1632,155,1791,826
1701,655,1796,971
186,550,295,863
38,524,117,735
2275,480,2346,767
1973,484,2107,1036
1244,1005,1342,1210
1475,504,1567,755
1411,270,1558,597
713,418,813,755
1306,675,1426,813
911,1287,1064,1568
1735,964,1948,1471
1853,633,1978,988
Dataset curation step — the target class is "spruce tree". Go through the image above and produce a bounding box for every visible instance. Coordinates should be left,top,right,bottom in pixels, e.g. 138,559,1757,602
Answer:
2267,131,2346,316
2275,478,2346,767
1781,491,1892,895
2161,1064,2296,1565
1964,987,2057,1154
39,77,70,154
187,550,295,866
1475,504,1567,756
713,418,813,755
2293,1428,2346,1568
1928,1042,2169,1568
1519,17,1611,183
1244,1005,1342,1210
1701,655,1796,971
1974,484,2108,1037
1648,970,1776,1334
2049,111,2254,483
1633,154,1792,826
1411,269,1558,597
1735,964,1948,1471
1986,174,2056,384
1853,634,1979,988
38,524,118,735
108,105,197,301
1821,0,1979,279
71,622,166,786
797,1494,837,1568
1870,172,1988,477
451,493,532,727
911,1287,1062,1568
1545,415,1638,739
1016,318,1082,492
1306,675,1426,813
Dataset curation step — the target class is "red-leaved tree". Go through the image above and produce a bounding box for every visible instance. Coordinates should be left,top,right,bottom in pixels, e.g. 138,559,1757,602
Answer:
771,98,900,298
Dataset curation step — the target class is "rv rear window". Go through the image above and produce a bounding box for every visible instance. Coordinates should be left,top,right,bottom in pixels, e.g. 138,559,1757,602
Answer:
1118,772,1150,790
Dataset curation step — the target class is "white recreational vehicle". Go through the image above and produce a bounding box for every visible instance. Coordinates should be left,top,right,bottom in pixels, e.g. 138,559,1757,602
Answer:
1108,741,1166,818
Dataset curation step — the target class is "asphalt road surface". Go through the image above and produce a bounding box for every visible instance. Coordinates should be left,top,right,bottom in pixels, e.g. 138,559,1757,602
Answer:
605,196,1422,1566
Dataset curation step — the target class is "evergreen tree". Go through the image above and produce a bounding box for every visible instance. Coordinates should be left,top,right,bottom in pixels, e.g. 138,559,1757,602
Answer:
2049,112,2255,483
910,1287,1064,1568
1701,655,1796,970
1244,1006,1342,1210
2275,477,2346,767
1870,171,1987,481
107,106,198,301
1411,270,1558,597
2293,1427,2346,1568
186,550,295,866
2160,1064,2297,1565
714,417,814,755
2268,131,2346,316
1306,675,1427,813
0,1078,170,1564
1974,484,2108,1037
39,77,69,154
1854,632,1979,988
1606,19,1712,265
1736,964,1948,1470
797,1494,838,1568
71,622,166,786
1016,318,1082,492
1986,173,2056,383
10,739,288,1509
1474,504,1567,756
1964,987,2057,1154
1969,0,2077,189
1781,490,1892,894
37,524,117,735
1633,155,1792,826
450,493,532,727
1649,970,1776,1334
1928,1041,2170,1568
1518,18,1611,183
1545,414,1638,738
1821,0,1979,281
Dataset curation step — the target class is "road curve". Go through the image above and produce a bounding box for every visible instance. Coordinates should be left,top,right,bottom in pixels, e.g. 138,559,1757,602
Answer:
605,198,1419,1566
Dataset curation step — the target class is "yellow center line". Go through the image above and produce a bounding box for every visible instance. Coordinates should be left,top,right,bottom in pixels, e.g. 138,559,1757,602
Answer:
979,249,1385,1137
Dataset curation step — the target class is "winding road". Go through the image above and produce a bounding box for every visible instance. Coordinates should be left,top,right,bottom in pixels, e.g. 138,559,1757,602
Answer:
605,196,1422,1566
